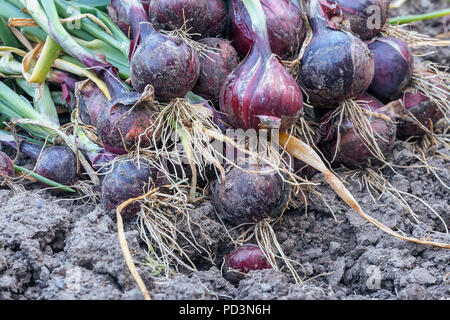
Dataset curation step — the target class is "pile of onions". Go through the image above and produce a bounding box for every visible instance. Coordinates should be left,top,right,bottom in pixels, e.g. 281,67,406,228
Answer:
229,0,305,59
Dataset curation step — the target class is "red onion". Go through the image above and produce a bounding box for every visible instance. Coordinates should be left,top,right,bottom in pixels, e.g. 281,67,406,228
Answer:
122,0,201,102
101,158,158,217
0,137,78,186
220,0,303,131
397,92,442,138
229,0,305,59
298,0,374,107
147,0,227,38
367,37,414,102
319,93,396,168
96,91,159,155
211,161,290,226
35,146,78,186
192,38,240,108
76,80,109,127
224,244,272,285
322,0,390,40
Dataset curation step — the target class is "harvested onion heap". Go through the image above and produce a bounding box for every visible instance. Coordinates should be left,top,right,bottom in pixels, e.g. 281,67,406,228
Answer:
0,0,449,299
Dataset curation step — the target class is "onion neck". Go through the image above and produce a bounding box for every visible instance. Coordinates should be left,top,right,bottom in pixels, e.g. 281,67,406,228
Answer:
121,0,156,42
242,0,272,57
308,0,337,33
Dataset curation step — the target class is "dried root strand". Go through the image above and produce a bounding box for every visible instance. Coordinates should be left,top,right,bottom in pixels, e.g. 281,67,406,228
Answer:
142,98,227,198
254,219,305,285
382,24,450,48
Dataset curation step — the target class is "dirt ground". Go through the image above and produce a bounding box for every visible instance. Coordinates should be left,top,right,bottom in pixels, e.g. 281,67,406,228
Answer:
0,0,449,300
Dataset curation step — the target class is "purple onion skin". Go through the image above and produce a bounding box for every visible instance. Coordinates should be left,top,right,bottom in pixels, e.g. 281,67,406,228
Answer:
76,80,109,126
319,94,396,168
220,27,303,131
356,92,385,111
298,0,374,107
224,244,272,285
108,0,132,35
325,0,390,40
96,97,159,155
368,37,414,102
229,0,305,59
210,162,290,226
35,146,78,186
101,158,158,218
397,92,443,139
0,151,14,178
2,141,77,185
148,0,227,38
108,0,151,35
192,38,240,108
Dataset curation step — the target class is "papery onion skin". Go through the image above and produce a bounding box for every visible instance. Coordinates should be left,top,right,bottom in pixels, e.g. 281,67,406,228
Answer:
147,0,227,38
211,162,290,226
220,53,304,130
193,38,240,108
220,0,304,130
229,0,305,59
367,37,414,102
101,158,158,218
397,92,443,139
76,80,109,127
224,243,272,285
298,0,374,107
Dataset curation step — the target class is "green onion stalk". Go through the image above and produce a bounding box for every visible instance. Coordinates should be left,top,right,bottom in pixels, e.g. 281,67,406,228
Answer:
18,0,130,96
389,9,450,25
